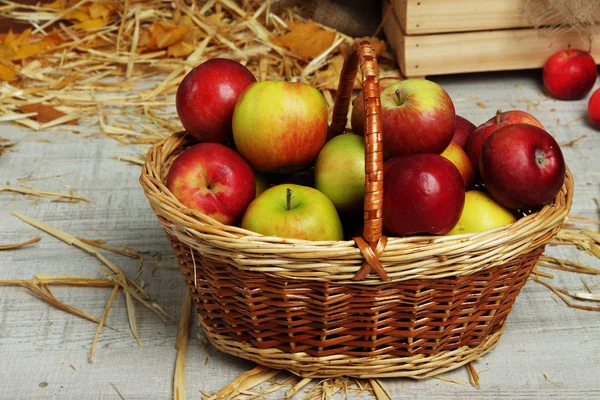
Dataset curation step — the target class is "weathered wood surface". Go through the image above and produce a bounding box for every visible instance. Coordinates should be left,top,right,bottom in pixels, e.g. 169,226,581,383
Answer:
1,70,599,399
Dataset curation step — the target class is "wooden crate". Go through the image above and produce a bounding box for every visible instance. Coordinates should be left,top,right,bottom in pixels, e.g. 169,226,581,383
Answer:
384,0,600,78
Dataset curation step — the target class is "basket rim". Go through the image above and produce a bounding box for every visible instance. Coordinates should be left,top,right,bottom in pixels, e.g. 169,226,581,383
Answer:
139,131,573,283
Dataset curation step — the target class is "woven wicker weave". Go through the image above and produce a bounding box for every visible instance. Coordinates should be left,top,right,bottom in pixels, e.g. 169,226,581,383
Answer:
140,39,573,378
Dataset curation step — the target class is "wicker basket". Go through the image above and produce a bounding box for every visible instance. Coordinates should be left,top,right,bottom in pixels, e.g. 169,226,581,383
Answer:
140,39,573,379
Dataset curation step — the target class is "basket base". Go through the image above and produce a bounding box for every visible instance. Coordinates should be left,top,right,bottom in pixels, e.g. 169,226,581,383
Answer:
200,316,503,379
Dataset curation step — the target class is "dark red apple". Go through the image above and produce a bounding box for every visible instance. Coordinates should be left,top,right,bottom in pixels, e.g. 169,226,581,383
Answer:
466,109,544,175
176,58,256,143
166,142,255,224
543,49,597,100
351,76,403,136
380,79,455,157
383,154,465,236
480,124,566,210
452,115,476,148
588,88,600,129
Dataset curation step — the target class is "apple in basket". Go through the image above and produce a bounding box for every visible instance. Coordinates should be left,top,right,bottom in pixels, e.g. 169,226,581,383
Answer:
543,49,597,100
446,191,516,235
166,142,255,225
241,184,344,241
383,154,465,236
440,141,475,189
480,124,566,210
379,78,455,157
176,58,256,144
232,80,328,173
451,115,477,149
350,76,403,136
315,133,365,212
466,109,544,175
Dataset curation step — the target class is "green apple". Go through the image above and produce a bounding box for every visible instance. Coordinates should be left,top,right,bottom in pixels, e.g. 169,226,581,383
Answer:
241,184,344,241
315,133,365,212
446,190,516,235
232,80,328,173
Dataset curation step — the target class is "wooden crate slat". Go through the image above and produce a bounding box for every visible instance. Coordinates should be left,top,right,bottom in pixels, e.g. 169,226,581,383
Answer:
384,8,600,78
391,0,561,35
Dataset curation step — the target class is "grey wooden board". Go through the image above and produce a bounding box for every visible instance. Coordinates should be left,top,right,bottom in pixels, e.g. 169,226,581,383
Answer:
1,69,599,400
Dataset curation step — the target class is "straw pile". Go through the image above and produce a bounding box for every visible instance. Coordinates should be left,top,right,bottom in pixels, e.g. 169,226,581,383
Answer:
0,0,397,144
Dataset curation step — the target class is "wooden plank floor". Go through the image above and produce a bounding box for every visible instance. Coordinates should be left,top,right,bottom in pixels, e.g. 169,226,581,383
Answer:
1,69,599,399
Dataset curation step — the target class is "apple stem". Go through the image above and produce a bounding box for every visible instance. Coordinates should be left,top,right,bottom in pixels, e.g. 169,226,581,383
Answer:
495,109,502,124
395,89,403,105
286,188,293,211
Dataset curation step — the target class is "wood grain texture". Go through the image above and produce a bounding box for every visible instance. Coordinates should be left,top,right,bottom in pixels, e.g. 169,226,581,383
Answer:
392,0,560,35
384,9,600,77
1,70,600,398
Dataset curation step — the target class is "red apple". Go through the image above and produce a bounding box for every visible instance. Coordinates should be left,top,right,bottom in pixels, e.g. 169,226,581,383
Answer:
383,154,465,236
166,142,255,224
543,49,597,100
176,58,256,143
380,79,455,157
232,80,328,173
480,124,566,210
588,88,600,129
441,141,475,189
452,115,476,148
351,77,403,136
466,109,545,175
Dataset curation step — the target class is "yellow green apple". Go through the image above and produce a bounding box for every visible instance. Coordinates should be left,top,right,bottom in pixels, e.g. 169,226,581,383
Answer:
440,141,475,189
315,133,365,212
447,190,516,235
232,80,328,173
241,184,344,241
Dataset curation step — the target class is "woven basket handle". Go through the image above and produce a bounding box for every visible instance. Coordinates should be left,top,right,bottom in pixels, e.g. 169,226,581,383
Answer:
329,39,388,281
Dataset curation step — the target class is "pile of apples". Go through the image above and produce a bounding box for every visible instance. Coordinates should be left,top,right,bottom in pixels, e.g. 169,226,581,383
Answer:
166,58,566,242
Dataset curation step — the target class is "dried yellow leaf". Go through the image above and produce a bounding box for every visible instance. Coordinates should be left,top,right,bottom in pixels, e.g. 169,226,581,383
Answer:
156,26,189,49
73,18,108,31
275,20,336,59
89,2,115,20
168,41,195,58
313,54,361,90
18,103,78,125
0,61,16,82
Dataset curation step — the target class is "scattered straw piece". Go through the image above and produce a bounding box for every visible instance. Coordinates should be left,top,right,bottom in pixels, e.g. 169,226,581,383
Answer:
571,291,600,302
1,185,90,203
533,277,600,311
77,237,140,259
0,237,41,250
116,154,145,166
543,374,560,388
125,291,144,346
173,290,192,400
369,379,392,400
433,375,466,385
204,366,279,400
286,377,311,398
90,284,119,363
560,135,587,147
466,362,480,389
10,211,175,327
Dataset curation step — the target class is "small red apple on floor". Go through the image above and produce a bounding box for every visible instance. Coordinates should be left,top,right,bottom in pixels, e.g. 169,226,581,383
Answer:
588,88,600,129
176,58,256,143
452,115,477,148
480,124,566,210
543,49,597,100
441,141,475,189
380,79,455,157
466,109,544,175
383,154,465,236
232,80,328,173
351,76,403,136
166,142,255,224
